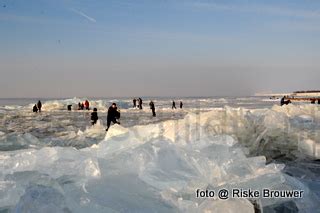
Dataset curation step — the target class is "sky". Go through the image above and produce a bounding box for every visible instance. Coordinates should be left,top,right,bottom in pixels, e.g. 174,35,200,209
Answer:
0,0,320,98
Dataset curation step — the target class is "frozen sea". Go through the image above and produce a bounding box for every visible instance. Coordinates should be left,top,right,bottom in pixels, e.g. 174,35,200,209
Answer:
0,97,319,212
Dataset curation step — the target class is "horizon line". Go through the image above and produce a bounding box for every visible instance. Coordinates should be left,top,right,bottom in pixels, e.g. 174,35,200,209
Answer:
0,95,259,100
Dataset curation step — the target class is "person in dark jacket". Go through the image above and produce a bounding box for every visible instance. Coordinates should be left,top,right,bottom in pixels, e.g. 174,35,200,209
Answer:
172,100,176,109
280,96,291,106
67,105,72,111
133,98,137,108
37,100,42,112
149,101,156,117
138,98,143,110
91,108,98,125
33,104,38,113
280,96,285,106
106,103,120,131
180,101,183,109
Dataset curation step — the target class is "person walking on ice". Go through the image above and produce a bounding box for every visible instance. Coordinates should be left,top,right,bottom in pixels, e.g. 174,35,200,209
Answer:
37,100,42,112
106,103,120,131
172,100,176,109
91,108,98,125
149,100,156,117
133,98,137,108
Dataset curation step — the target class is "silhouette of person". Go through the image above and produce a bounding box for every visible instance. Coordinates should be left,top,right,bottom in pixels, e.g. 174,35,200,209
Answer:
67,105,72,111
149,101,156,117
37,100,42,112
180,101,183,109
138,98,143,110
280,96,285,106
281,96,291,106
106,103,120,131
133,98,137,108
33,104,38,113
172,100,176,109
91,108,98,125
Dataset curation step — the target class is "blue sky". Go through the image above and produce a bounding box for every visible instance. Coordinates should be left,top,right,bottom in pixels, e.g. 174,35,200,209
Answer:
1,0,320,98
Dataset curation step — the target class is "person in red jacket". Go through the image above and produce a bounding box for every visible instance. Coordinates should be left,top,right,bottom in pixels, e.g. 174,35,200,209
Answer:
84,100,90,110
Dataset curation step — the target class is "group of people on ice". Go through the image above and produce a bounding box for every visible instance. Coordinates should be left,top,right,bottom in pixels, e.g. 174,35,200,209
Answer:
132,98,143,110
32,100,42,113
76,100,120,131
132,98,183,117
171,100,183,109
77,100,90,110
90,102,120,131
32,98,183,131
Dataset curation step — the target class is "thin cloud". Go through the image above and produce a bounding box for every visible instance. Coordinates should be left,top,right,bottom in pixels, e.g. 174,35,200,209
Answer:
71,8,96,23
190,2,320,19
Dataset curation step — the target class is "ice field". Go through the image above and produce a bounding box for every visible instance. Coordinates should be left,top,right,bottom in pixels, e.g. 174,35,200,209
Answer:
0,97,319,212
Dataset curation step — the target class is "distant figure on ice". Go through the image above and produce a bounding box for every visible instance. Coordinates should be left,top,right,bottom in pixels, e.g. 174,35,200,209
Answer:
280,96,291,106
106,103,121,131
149,101,156,117
180,101,183,109
133,98,137,108
67,105,72,111
81,103,84,110
33,104,38,113
37,100,42,112
172,100,176,109
280,97,285,106
138,98,143,110
84,100,90,110
91,108,98,125
78,102,82,110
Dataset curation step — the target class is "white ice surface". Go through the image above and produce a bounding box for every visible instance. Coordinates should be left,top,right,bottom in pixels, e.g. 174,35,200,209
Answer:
1,105,319,212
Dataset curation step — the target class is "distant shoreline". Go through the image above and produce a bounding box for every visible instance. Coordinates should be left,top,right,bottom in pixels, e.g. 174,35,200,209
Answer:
255,90,320,97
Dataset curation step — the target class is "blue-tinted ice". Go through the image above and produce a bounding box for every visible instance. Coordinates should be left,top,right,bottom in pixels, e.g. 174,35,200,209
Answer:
0,97,319,212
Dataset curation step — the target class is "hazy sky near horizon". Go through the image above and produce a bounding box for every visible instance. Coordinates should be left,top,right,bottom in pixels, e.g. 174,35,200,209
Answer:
1,0,320,98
